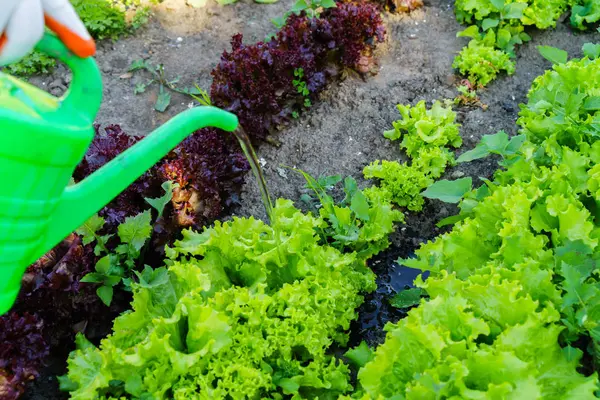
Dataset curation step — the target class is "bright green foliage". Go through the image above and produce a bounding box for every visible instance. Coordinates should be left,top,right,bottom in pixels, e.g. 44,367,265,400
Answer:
518,55,600,146
364,160,434,211
359,47,600,396
356,269,597,399
71,0,127,40
453,39,516,87
5,0,152,76
452,0,595,87
297,170,404,260
61,199,377,399
455,0,569,30
571,0,600,30
365,101,462,212
4,51,56,76
384,100,462,158
77,210,153,305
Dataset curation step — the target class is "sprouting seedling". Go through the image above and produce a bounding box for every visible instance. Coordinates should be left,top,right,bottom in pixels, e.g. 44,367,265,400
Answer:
292,68,311,118
128,60,211,112
189,84,212,106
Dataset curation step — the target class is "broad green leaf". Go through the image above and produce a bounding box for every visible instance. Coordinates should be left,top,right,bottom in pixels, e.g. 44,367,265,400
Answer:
76,214,105,246
519,32,532,42
317,174,342,189
482,18,499,31
422,177,473,203
457,25,480,39
291,0,308,12
457,145,491,163
538,46,568,65
104,275,122,287
155,88,171,112
342,176,359,205
496,28,511,48
502,2,526,19
583,43,600,59
320,0,336,8
562,345,583,362
584,96,600,111
345,341,374,368
436,213,469,227
145,181,179,218
351,191,370,221
504,134,526,154
481,130,509,152
389,288,424,308
97,285,114,306
276,378,300,394
95,255,111,275
490,0,504,10
118,210,152,252
271,16,286,28
80,273,105,283
124,375,143,397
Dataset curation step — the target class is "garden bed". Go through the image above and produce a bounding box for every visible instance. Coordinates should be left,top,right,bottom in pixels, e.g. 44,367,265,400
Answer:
6,0,600,398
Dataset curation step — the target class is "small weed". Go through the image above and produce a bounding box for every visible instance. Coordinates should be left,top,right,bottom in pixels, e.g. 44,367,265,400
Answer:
189,85,212,106
128,59,208,112
452,79,487,109
292,67,311,117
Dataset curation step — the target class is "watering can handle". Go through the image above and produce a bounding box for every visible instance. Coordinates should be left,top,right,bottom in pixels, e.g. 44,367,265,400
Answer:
35,31,102,122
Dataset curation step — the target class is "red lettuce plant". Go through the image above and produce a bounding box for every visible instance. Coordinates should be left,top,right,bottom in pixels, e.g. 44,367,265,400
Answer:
211,0,385,141
73,124,249,236
158,128,249,231
0,313,49,400
73,124,158,227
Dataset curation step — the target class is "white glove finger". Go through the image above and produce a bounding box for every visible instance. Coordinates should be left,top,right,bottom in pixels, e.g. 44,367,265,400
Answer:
42,0,92,41
0,0,44,66
0,0,21,34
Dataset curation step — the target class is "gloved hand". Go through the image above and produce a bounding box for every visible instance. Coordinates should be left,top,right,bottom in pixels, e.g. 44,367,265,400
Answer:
0,0,95,66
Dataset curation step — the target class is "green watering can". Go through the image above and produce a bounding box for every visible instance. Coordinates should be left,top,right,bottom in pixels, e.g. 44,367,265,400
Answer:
0,32,238,315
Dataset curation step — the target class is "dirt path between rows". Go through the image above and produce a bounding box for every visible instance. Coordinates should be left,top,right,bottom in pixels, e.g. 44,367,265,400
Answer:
24,0,598,397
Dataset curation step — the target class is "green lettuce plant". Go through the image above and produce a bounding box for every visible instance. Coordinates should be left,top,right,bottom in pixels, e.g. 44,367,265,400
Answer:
364,101,462,212
296,170,404,259
59,199,381,399
452,0,599,88
350,44,600,398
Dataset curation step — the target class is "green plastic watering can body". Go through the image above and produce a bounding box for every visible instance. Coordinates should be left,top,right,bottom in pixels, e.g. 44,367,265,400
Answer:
0,33,238,315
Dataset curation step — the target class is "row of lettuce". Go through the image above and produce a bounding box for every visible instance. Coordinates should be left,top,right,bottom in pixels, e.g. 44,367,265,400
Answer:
453,0,599,89
0,1,397,399
351,44,600,397
57,45,600,398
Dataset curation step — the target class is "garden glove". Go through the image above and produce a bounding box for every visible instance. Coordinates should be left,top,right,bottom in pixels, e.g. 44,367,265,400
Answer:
0,0,95,66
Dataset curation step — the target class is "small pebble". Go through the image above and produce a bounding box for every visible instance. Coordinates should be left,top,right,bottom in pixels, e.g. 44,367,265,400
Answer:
408,33,417,39
177,37,183,42
276,167,288,178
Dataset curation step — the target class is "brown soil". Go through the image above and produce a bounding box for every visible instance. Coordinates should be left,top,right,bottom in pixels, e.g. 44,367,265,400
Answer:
23,0,599,398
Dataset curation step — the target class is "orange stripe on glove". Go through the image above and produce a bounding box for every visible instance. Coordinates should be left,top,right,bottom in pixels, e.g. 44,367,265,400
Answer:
44,14,95,58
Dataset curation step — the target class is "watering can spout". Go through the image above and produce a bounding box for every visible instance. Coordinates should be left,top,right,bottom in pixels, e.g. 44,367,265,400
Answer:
40,106,238,259
0,32,239,315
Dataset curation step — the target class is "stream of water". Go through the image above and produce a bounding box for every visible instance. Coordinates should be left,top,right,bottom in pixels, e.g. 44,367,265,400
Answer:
231,127,275,223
